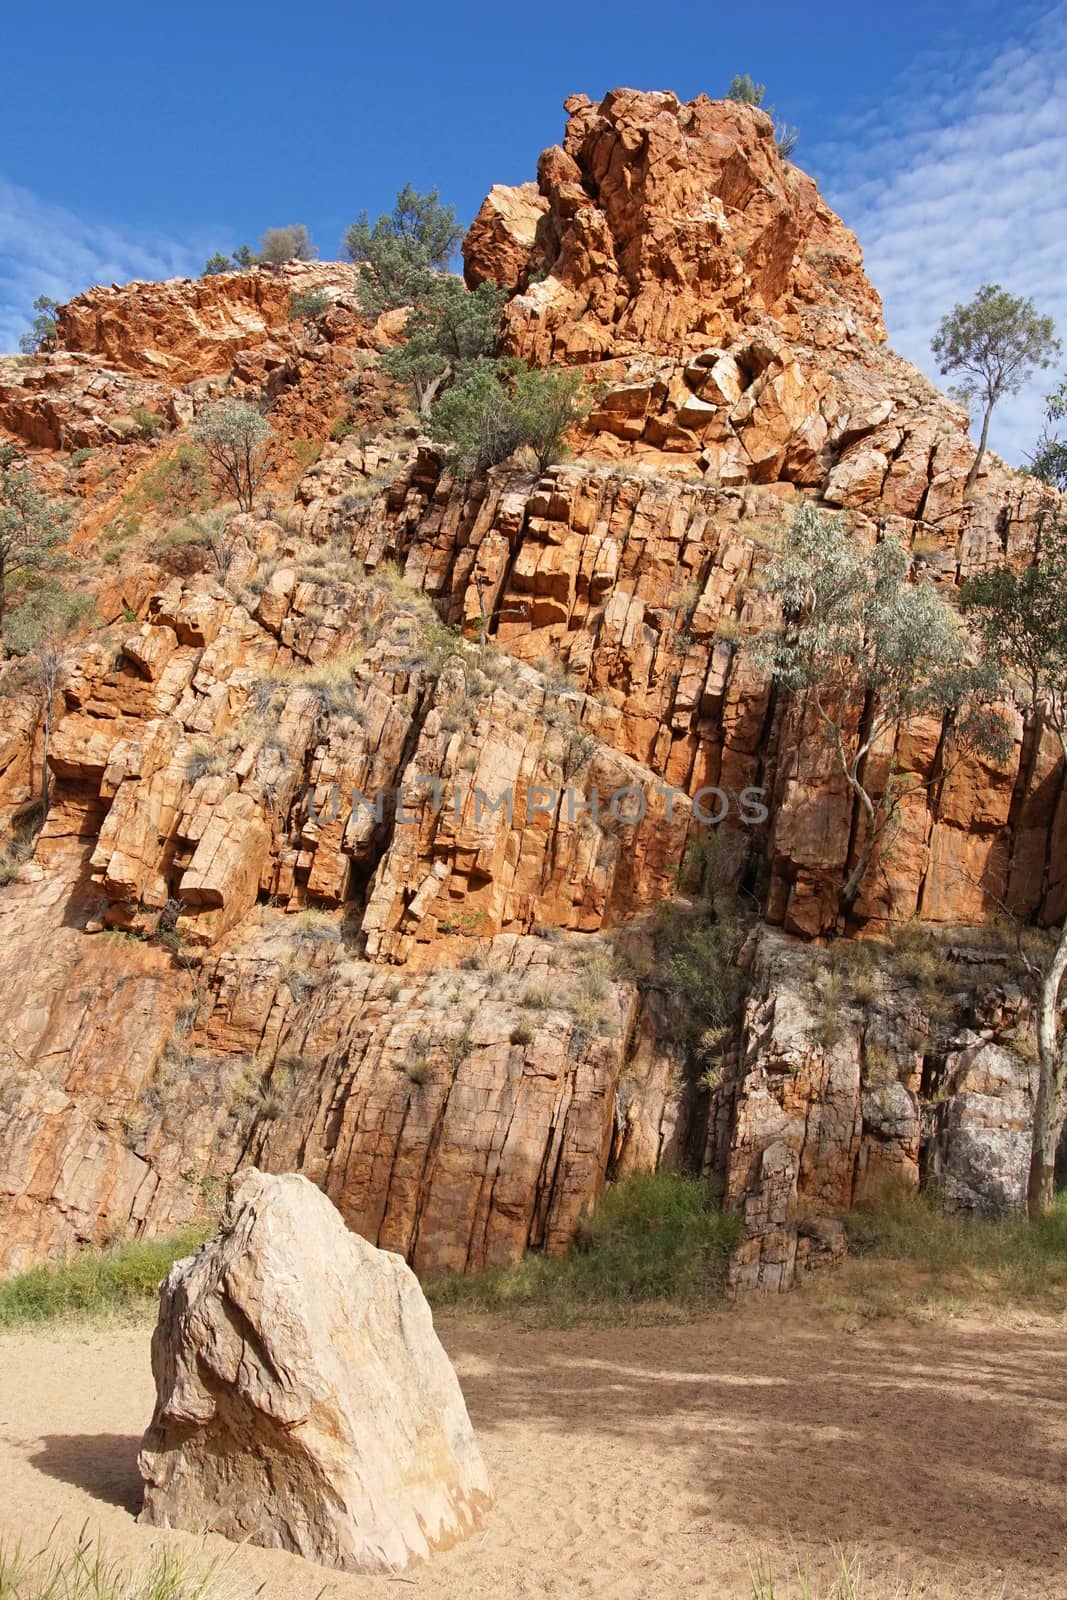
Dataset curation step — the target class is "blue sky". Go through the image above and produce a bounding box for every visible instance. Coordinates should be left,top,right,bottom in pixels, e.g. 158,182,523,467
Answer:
3,0,1065,463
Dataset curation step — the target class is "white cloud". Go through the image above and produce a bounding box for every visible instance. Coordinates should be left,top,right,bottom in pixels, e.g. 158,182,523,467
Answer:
810,3,1067,465
0,176,215,354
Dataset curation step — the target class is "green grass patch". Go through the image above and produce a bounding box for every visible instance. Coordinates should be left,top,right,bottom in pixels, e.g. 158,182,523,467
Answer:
428,1171,742,1327
816,1187,1067,1319
0,1529,226,1600
0,1227,208,1329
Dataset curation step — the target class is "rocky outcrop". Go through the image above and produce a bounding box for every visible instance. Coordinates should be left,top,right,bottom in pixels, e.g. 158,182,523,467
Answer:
139,1169,492,1571
55,262,366,384
724,927,1037,1291
294,445,1065,938
0,87,1061,1285
464,87,1025,532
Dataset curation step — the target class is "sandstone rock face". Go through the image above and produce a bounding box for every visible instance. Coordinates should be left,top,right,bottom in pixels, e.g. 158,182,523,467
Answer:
724,929,1037,1292
139,1169,492,1571
55,262,366,384
0,87,1062,1287
463,182,549,292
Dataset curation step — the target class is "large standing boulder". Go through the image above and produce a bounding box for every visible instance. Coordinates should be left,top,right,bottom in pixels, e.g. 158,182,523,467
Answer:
138,1169,492,1572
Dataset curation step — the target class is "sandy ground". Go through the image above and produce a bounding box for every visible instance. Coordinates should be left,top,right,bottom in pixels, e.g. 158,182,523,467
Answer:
1,1303,1065,1599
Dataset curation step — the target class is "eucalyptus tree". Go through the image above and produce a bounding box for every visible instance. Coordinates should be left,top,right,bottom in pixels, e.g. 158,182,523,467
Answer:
757,503,1007,912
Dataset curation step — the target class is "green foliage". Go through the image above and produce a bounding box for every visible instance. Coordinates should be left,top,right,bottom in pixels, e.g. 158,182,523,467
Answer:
932,284,1060,403
0,1227,207,1326
932,284,1060,493
131,404,166,439
431,357,590,478
4,584,93,657
724,77,799,159
202,251,235,276
1030,377,1067,491
18,294,60,354
258,223,317,265
380,277,506,412
345,183,464,309
131,440,213,513
190,399,272,513
0,1531,227,1600
961,507,1067,1216
757,503,1009,906
428,1171,742,1326
840,1186,1067,1312
232,243,257,268
0,443,72,638
725,73,766,105
664,914,745,1038
961,512,1067,751
289,288,331,322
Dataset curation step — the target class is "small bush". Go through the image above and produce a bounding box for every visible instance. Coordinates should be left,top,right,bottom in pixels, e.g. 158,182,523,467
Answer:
131,404,166,439
289,289,331,322
443,1028,473,1068
432,357,590,479
259,223,317,264
191,399,271,514
510,1020,533,1046
131,441,213,513
183,736,227,782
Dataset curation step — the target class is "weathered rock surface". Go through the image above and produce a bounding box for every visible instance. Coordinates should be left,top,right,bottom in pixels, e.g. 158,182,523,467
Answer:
723,928,1037,1292
0,86,1062,1286
139,1168,492,1571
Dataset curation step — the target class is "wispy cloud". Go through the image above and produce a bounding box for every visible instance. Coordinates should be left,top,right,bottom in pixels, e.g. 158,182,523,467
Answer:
0,176,214,354
810,3,1067,465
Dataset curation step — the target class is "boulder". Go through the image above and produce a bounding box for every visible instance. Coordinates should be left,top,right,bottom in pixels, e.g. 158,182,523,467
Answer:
138,1169,493,1572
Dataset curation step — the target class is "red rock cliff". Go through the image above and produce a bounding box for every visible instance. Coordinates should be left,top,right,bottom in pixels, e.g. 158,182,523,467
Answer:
0,89,1058,1284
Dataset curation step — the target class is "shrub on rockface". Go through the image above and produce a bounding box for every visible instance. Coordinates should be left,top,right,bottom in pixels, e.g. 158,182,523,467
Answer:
190,399,271,513
344,183,464,311
259,223,317,265
431,358,590,478
380,276,506,414
0,442,72,641
19,294,60,354
289,288,331,322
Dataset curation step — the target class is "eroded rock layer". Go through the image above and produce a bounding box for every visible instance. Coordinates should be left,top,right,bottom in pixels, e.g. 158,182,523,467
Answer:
0,87,1059,1283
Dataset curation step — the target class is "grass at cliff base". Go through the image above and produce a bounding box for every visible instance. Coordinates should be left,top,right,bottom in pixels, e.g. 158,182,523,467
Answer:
427,1171,744,1328
810,1187,1067,1321
0,1227,208,1329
